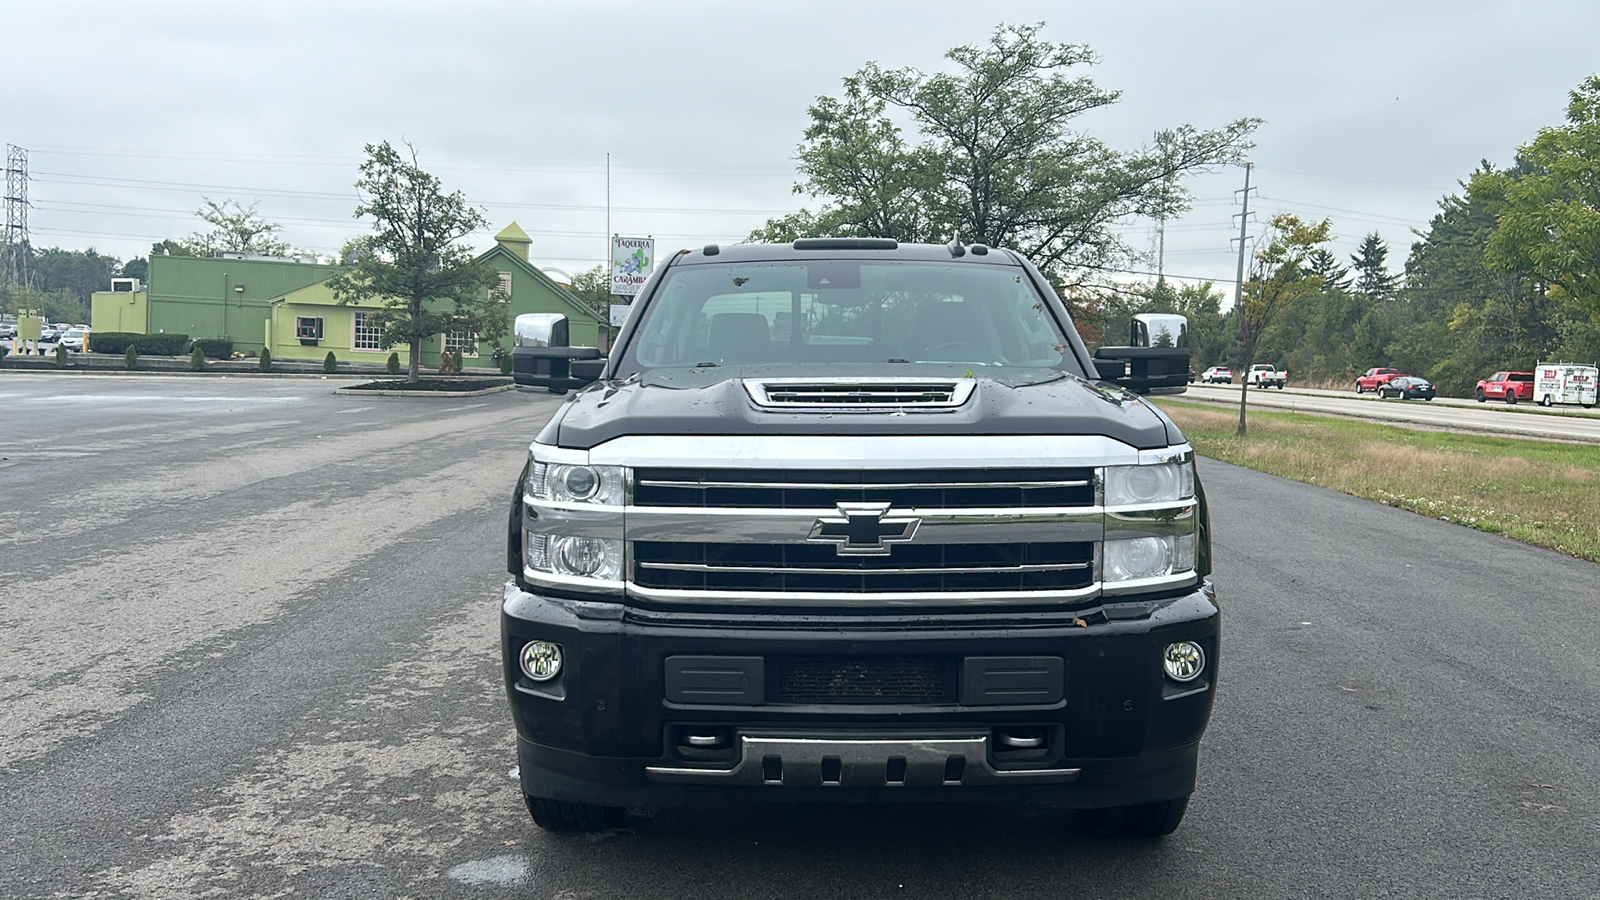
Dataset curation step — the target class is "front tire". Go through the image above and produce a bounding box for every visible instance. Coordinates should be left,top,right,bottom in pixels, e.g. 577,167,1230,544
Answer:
1356,383,1365,394
523,795,626,832
1476,389,1485,402
1506,392,1518,405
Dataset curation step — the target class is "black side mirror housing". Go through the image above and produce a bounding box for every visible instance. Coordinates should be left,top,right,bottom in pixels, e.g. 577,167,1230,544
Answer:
1093,346,1192,395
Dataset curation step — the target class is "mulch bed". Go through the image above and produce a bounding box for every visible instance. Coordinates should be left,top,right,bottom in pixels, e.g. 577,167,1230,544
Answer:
341,378,511,392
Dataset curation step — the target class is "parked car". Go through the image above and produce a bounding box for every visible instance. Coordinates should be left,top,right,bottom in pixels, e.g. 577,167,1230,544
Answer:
59,328,88,352
1355,367,1401,393
1377,376,1436,400
38,325,62,344
1475,371,1533,404
1200,366,1232,384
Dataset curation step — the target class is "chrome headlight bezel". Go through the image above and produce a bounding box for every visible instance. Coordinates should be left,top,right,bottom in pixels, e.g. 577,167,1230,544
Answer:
1101,447,1199,592
522,445,627,591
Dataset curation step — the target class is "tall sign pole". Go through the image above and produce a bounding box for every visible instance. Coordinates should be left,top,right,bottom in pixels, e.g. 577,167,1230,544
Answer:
1232,162,1252,311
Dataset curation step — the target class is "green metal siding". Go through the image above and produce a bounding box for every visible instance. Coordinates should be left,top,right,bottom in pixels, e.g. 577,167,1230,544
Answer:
145,255,344,351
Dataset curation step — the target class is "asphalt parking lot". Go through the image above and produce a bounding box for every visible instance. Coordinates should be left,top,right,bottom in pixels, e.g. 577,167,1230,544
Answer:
1,372,1597,899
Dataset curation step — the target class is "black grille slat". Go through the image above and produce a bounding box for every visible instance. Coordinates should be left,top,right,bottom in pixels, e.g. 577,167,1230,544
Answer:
776,657,952,703
633,541,1094,593
633,468,1094,510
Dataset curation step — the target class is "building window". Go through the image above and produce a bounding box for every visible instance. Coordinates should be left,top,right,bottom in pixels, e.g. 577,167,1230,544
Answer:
495,271,512,302
443,331,479,358
295,316,323,340
352,311,383,351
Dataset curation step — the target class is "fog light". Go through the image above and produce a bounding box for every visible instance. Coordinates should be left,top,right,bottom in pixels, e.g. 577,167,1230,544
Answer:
520,641,563,682
1162,641,1205,682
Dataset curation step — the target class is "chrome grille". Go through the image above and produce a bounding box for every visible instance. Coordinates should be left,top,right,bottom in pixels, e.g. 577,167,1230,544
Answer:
633,541,1094,593
632,468,1094,510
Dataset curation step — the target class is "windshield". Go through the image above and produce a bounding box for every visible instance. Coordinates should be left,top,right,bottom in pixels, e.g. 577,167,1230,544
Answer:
617,260,1077,375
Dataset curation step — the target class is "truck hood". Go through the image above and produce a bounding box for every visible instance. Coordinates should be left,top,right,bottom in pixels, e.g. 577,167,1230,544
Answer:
544,365,1182,450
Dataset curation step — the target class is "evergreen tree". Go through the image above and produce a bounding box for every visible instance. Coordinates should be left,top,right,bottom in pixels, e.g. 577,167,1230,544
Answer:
1303,249,1351,293
1350,233,1398,301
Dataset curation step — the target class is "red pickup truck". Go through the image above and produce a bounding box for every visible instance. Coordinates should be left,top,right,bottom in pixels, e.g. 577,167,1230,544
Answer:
1475,371,1534,404
1355,367,1401,393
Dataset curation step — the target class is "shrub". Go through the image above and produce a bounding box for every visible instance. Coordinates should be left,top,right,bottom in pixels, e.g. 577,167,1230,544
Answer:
438,352,457,375
89,332,190,355
192,338,234,359
55,345,69,368
499,353,512,375
386,351,400,375
452,348,464,373
88,331,142,354
0,345,9,361
259,348,272,372
189,347,206,371
124,346,138,370
323,350,338,373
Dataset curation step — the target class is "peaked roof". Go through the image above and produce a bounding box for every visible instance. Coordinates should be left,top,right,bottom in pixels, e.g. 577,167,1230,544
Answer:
476,242,603,324
494,222,532,244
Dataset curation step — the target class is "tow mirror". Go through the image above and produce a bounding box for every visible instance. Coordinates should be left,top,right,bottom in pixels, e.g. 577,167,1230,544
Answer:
1094,313,1191,395
511,313,606,394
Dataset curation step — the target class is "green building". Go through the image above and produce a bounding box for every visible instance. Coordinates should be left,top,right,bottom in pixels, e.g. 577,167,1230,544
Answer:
90,223,602,368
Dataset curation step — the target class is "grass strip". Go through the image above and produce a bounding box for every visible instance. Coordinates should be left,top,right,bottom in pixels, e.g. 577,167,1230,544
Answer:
1155,400,1600,562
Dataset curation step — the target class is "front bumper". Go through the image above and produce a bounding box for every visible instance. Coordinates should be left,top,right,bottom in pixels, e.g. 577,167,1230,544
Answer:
502,581,1218,808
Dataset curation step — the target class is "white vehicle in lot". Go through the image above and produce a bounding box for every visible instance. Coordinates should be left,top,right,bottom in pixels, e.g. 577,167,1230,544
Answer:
59,328,88,352
1245,364,1287,389
1534,362,1597,408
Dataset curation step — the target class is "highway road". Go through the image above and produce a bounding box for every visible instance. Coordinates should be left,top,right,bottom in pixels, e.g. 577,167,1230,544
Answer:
1182,383,1600,442
2,372,1597,898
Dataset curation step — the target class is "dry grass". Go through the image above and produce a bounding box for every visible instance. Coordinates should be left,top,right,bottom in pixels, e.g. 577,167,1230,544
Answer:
1156,400,1600,561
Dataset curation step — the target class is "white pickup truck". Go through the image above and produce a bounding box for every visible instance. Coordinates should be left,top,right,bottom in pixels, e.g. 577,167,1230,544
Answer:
1246,364,1287,389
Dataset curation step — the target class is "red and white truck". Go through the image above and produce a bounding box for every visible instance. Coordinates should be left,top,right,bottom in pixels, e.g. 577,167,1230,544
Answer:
1533,363,1597,408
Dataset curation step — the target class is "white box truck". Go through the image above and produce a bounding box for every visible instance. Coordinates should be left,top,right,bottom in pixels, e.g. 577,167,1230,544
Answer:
1533,363,1597,408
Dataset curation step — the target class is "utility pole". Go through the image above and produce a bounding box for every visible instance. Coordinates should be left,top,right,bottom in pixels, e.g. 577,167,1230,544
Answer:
1231,162,1252,312
1232,162,1255,436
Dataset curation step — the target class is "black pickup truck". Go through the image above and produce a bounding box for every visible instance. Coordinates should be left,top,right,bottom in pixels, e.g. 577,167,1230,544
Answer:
504,239,1217,836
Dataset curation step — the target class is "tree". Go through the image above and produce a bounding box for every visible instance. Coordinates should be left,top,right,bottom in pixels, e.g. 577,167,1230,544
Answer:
1350,232,1398,301
1474,75,1600,321
1234,214,1332,434
566,265,613,319
752,23,1259,286
327,141,505,383
185,197,292,257
1303,249,1351,293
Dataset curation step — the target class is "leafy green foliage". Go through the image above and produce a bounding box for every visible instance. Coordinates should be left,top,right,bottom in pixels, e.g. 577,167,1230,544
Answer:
1234,214,1332,433
189,347,206,370
87,332,190,355
386,351,400,375
328,141,506,383
55,344,69,367
323,350,338,373
259,347,272,372
1349,233,1398,301
185,197,293,257
124,345,138,370
1474,76,1600,320
191,338,234,359
753,24,1259,287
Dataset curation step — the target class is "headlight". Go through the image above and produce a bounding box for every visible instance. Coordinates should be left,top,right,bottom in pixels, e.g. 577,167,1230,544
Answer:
529,460,625,505
1103,460,1194,506
525,531,623,581
1104,533,1196,581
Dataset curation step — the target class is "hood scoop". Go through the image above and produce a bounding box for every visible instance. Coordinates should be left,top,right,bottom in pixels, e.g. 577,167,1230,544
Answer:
742,377,977,409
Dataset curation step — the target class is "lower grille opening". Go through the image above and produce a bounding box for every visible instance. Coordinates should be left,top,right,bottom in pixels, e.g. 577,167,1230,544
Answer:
775,656,953,704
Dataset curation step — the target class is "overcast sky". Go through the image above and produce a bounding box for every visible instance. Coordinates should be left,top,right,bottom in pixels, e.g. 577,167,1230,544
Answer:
6,0,1598,294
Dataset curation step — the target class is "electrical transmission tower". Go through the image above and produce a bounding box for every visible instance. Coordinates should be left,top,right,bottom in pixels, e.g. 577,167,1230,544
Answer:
3,144,30,290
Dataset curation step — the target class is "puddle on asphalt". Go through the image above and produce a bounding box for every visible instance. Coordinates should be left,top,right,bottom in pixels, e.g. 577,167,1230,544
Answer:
446,855,530,886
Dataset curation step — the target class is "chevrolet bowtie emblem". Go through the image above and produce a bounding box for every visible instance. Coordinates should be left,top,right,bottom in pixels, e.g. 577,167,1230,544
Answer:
808,502,921,556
